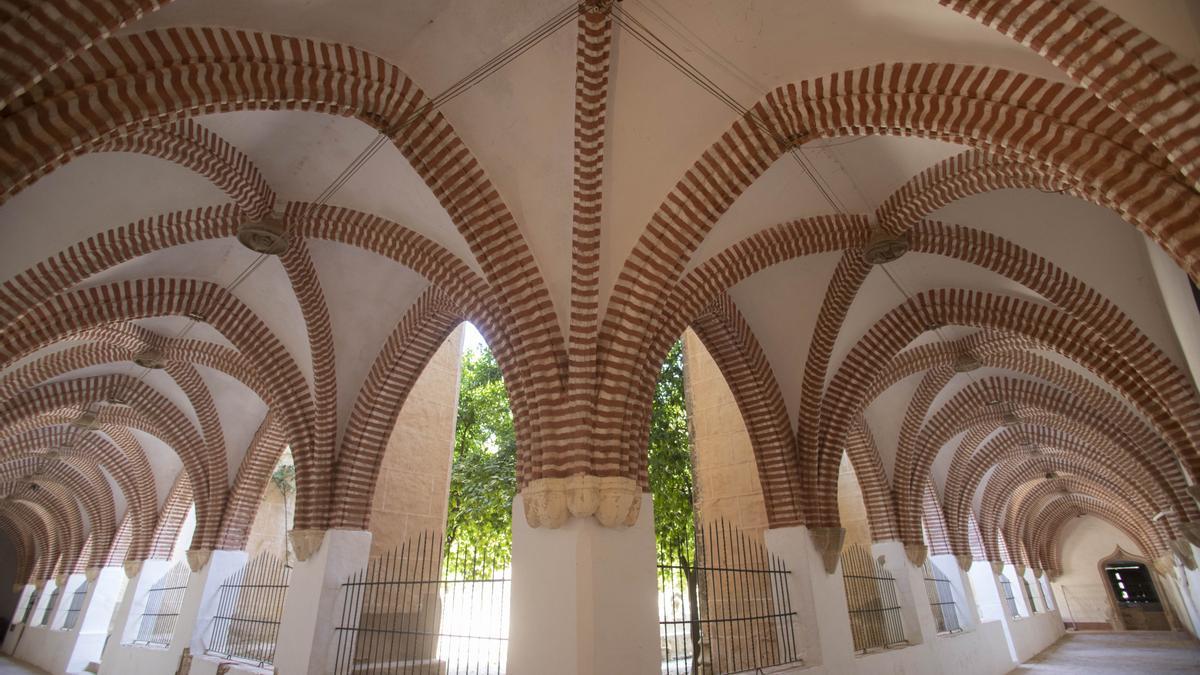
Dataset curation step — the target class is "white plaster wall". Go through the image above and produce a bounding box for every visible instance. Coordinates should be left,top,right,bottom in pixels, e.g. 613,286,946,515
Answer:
1049,516,1143,627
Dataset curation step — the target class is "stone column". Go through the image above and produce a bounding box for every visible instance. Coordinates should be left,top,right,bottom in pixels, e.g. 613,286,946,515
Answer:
182,550,249,663
931,553,980,628
64,566,126,672
507,494,659,675
272,529,372,675
763,526,856,673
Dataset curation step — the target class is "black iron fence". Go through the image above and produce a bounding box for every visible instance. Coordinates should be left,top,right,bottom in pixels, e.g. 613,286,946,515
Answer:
657,519,800,674
998,575,1019,619
921,561,962,634
1022,577,1041,613
205,553,291,667
38,585,59,626
132,561,190,646
333,530,511,674
841,544,907,653
62,580,89,630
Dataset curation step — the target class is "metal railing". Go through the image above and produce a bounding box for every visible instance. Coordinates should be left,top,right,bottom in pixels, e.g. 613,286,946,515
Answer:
921,561,962,634
206,553,291,667
132,561,190,646
841,544,907,653
37,585,59,626
333,530,511,674
62,580,89,630
998,575,1019,619
658,519,800,674
1022,578,1041,613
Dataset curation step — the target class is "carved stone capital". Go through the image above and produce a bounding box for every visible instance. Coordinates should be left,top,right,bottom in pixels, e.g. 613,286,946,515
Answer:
1170,538,1196,570
123,560,143,579
904,543,927,567
1032,567,1043,579
1153,553,1177,578
1014,564,1026,578
955,553,973,572
1181,521,1200,548
85,567,100,582
520,475,640,529
186,549,211,572
989,560,1005,575
290,529,326,562
809,527,846,574
54,573,67,588
34,579,45,591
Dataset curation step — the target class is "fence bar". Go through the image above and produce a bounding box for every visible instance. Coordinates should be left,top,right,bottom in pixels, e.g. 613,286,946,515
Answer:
840,544,907,653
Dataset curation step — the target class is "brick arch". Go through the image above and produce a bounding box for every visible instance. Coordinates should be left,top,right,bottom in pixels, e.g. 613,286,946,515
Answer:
102,515,134,568
148,473,193,560
0,339,269,407
1029,495,1159,573
893,353,1191,542
0,476,90,574
0,456,116,568
0,426,156,562
944,426,1176,559
921,482,953,556
986,467,1167,564
216,415,286,551
0,27,566,455
0,516,34,585
0,0,173,107
905,377,1191,537
332,286,463,528
618,215,868,491
817,289,1200,528
5,483,82,578
0,375,210,497
0,278,321,525
846,421,901,541
602,62,1195,492
942,0,1200,190
688,293,803,527
862,331,1033,403
87,119,275,219
0,504,52,583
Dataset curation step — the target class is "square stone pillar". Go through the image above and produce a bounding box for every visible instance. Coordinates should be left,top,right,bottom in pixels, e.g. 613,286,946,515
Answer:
64,566,126,672
29,579,55,627
272,529,372,675
507,494,659,675
967,562,1020,661
763,526,855,673
104,558,172,661
930,554,980,629
183,550,249,659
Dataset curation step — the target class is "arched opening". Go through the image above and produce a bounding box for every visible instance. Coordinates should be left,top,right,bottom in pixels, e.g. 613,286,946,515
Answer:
1101,553,1170,631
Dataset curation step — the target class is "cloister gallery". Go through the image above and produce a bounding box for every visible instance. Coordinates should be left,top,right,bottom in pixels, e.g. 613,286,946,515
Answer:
1,0,1200,673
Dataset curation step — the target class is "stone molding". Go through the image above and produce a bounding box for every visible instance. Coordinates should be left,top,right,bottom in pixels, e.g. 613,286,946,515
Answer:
186,548,211,572
956,553,973,571
123,560,142,578
520,475,641,528
989,560,1005,575
289,529,326,561
809,526,846,574
85,567,100,582
904,543,928,567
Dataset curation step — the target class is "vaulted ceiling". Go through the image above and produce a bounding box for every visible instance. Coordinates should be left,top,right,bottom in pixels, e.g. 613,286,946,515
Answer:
2,0,1198,580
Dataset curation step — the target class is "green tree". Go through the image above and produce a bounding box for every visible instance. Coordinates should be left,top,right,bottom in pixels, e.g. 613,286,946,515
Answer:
444,344,517,576
269,449,296,565
647,340,695,562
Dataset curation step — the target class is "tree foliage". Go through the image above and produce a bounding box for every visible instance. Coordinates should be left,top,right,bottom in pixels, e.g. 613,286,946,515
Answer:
647,340,695,562
442,336,695,573
444,344,516,576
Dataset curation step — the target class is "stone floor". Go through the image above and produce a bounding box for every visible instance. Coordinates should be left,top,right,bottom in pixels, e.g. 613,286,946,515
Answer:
1009,630,1200,674
0,656,44,674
